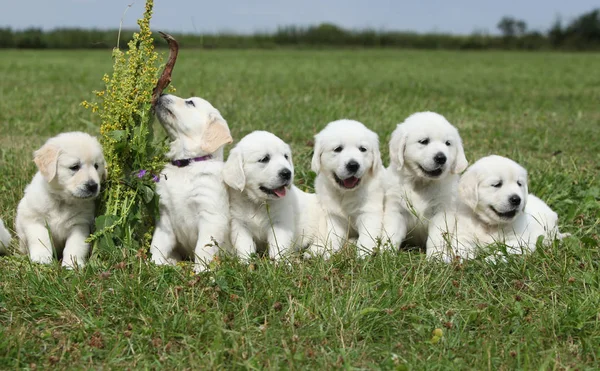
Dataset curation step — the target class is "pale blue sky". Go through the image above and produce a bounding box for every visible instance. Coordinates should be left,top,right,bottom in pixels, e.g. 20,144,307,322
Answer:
0,0,597,35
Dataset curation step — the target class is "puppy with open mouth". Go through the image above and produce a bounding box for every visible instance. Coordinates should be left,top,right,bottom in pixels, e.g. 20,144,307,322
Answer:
224,131,318,261
383,112,468,250
310,119,385,258
15,132,107,268
150,94,233,272
427,155,569,262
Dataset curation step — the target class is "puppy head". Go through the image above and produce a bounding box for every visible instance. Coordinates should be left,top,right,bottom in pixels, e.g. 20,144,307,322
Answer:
389,112,468,180
458,155,528,226
311,119,382,191
155,94,233,159
223,131,294,203
34,132,107,201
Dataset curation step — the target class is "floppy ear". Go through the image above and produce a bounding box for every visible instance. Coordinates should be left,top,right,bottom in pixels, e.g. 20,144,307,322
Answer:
311,136,323,174
370,141,383,177
458,169,479,211
102,163,108,181
286,144,295,174
200,113,233,154
222,147,245,191
452,138,468,174
389,125,407,170
33,144,60,182
522,174,529,210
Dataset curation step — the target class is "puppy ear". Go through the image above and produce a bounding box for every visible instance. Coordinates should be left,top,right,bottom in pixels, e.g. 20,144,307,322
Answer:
200,113,233,154
452,138,468,174
389,125,407,170
222,147,245,191
33,144,60,182
311,136,323,174
522,174,529,210
370,141,383,177
286,144,294,172
458,168,479,211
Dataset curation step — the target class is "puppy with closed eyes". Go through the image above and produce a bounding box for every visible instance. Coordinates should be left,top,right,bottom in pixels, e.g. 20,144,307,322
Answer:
0,218,11,254
150,94,233,272
427,155,568,262
310,119,385,258
15,132,107,268
224,131,313,261
383,112,468,250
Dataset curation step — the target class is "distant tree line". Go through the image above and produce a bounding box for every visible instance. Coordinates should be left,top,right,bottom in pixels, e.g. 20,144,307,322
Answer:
1,9,599,50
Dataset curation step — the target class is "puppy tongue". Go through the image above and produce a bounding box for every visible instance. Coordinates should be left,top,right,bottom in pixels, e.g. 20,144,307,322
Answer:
274,186,287,198
343,177,359,188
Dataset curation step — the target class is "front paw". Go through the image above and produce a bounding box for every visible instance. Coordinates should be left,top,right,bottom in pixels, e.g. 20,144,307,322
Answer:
193,262,209,274
151,254,178,266
62,257,86,270
30,252,54,265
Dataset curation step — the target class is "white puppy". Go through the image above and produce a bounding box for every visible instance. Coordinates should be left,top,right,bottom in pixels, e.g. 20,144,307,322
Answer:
150,94,233,271
15,132,107,268
427,155,568,261
0,218,11,254
311,119,385,257
383,112,468,249
224,131,317,261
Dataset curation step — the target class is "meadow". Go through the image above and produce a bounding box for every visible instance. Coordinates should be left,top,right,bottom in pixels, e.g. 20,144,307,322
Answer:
0,49,599,369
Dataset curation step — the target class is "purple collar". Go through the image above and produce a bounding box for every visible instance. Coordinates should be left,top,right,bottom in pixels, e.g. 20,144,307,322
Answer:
171,154,212,167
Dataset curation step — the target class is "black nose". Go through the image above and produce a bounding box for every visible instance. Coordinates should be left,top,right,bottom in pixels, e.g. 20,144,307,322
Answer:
434,152,447,165
509,195,521,206
346,160,360,173
85,182,98,193
279,169,292,181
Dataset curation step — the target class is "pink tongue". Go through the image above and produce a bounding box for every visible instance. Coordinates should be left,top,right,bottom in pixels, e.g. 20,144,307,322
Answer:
273,186,287,198
343,177,359,188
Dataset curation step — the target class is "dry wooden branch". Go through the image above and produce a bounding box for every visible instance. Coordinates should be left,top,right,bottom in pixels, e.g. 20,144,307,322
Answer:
151,31,179,107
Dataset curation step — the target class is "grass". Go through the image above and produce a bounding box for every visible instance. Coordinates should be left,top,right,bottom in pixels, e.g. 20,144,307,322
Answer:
0,49,599,369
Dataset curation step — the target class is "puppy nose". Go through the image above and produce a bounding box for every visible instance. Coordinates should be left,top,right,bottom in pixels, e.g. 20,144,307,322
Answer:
509,195,521,206
279,169,292,181
85,181,98,194
346,160,360,173
434,152,447,165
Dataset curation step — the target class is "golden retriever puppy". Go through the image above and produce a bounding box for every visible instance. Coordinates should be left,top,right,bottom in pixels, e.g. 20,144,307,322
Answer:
224,131,319,261
15,132,107,268
427,155,569,262
383,112,468,249
150,94,233,272
310,119,385,258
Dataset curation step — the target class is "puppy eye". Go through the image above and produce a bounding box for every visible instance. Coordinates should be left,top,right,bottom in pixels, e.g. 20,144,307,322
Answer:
69,164,81,172
445,140,451,146
333,146,343,153
185,100,195,107
491,181,503,188
418,138,430,145
284,154,289,160
258,155,270,163
94,163,99,170
359,146,367,153
517,181,523,187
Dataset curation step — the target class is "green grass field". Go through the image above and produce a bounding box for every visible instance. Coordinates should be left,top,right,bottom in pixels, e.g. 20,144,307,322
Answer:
0,49,599,369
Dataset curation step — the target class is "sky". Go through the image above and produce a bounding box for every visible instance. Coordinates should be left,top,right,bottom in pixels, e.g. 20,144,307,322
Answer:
0,0,597,35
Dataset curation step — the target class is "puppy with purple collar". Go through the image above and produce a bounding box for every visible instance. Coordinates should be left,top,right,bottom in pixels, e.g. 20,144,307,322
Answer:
150,94,233,272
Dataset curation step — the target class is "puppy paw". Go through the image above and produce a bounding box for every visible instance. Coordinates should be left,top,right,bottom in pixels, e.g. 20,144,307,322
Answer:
193,262,209,274
30,253,54,265
62,259,86,270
